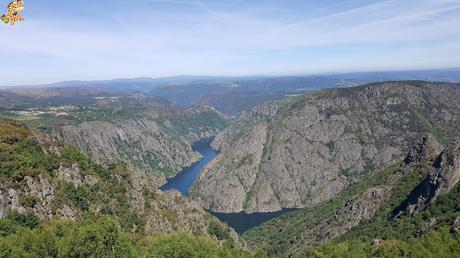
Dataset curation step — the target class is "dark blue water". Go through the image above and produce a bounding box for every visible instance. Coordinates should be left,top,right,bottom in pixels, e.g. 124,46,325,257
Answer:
160,137,218,196
210,209,297,235
160,137,296,234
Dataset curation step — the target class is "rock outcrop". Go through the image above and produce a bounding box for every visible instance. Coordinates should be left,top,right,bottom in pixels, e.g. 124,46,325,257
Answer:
191,82,460,213
430,139,460,197
0,186,23,219
452,217,460,233
403,134,443,166
311,186,392,244
395,138,460,216
308,135,446,246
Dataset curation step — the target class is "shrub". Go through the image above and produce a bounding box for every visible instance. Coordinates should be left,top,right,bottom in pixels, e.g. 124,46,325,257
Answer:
19,195,40,208
139,234,240,258
208,220,231,242
0,217,261,258
4,211,39,230
300,227,460,258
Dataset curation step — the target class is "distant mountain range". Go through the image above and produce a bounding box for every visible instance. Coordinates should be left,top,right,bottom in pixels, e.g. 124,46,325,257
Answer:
3,68,460,88
2,68,460,116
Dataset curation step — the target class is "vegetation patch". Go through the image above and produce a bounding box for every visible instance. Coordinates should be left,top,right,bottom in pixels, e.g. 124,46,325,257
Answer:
237,154,254,168
19,195,40,208
0,217,263,258
301,227,460,258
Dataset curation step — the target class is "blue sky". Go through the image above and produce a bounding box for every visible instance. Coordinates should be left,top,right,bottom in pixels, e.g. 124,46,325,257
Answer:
1,0,460,85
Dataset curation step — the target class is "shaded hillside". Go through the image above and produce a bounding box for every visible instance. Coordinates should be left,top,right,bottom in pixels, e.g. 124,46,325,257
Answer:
190,81,460,213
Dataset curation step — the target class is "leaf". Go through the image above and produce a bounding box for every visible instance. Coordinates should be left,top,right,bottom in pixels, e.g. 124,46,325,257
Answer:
1,15,9,24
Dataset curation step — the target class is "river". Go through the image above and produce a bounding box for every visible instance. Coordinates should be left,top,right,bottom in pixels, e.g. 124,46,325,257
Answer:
160,138,295,234
160,137,218,196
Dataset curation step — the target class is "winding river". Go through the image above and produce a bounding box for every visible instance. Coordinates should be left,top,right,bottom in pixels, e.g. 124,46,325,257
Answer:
160,138,218,196
160,138,295,234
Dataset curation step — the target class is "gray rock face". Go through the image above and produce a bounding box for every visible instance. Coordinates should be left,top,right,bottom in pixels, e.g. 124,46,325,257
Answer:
58,163,83,186
243,134,456,256
57,205,77,220
403,134,444,166
0,185,22,219
311,186,392,244
59,118,199,187
58,107,226,187
35,134,62,156
396,138,460,216
430,139,460,197
25,175,55,219
191,82,460,213
452,217,460,233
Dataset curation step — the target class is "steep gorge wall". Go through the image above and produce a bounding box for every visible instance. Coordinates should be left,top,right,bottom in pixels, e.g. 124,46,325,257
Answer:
57,107,227,187
191,82,460,213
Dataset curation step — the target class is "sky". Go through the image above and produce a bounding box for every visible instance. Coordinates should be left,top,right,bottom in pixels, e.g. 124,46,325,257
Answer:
1,0,460,85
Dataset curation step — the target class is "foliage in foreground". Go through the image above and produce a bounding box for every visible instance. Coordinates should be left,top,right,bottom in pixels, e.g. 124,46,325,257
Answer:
301,227,460,258
0,216,265,258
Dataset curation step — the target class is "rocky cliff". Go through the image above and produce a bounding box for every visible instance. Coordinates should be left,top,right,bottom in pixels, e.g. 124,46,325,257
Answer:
190,81,460,213
56,105,227,188
0,119,240,245
243,134,460,257
395,137,460,216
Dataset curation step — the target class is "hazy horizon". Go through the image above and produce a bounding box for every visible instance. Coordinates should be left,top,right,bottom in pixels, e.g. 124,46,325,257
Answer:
1,66,459,88
1,0,460,85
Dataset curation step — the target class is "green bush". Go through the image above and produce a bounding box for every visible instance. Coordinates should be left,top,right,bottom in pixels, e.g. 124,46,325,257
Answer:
139,233,251,258
0,217,261,258
54,182,91,212
0,220,20,238
0,135,59,189
0,211,40,235
62,145,90,170
300,227,460,258
0,217,137,258
19,195,40,208
208,220,231,242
